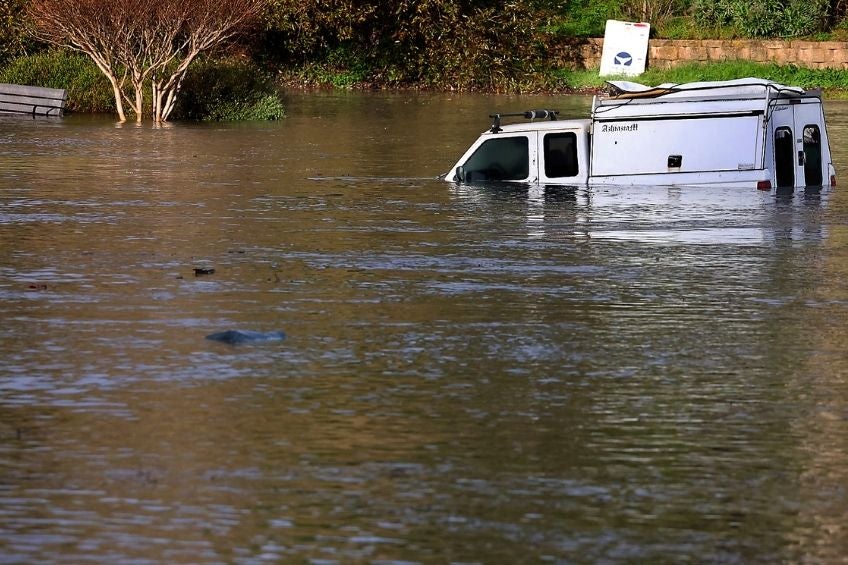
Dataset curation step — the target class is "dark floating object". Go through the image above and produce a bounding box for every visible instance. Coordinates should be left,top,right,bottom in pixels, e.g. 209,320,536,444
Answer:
194,267,215,276
205,330,286,345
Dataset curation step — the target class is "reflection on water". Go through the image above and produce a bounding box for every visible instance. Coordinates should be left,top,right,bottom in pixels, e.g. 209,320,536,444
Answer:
1,93,847,562
454,183,831,246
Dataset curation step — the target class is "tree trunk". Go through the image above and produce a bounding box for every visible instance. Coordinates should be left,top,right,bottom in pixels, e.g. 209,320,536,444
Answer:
87,56,127,122
108,76,127,122
135,83,143,122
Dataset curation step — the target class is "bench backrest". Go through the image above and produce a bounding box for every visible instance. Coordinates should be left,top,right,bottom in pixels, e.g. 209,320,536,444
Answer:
0,83,68,117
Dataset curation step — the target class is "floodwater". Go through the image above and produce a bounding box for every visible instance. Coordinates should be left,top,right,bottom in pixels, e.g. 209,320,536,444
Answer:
1,91,848,563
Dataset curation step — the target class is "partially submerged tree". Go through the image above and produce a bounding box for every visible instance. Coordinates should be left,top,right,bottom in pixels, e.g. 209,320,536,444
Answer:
27,0,264,122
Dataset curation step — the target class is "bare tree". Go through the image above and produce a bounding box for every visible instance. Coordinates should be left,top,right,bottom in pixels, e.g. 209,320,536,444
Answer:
28,0,263,122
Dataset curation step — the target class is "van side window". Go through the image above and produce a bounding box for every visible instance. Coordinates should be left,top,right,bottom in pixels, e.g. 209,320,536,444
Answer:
803,125,823,186
774,127,794,188
462,137,529,181
544,132,578,178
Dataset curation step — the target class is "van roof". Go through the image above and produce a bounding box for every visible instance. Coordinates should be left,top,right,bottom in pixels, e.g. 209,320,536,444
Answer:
484,119,591,135
603,77,807,101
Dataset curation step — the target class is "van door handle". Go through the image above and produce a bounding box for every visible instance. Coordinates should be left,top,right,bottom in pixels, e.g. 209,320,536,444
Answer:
798,151,806,166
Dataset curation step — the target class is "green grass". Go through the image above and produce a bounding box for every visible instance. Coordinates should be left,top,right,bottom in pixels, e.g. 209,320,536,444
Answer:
551,61,848,95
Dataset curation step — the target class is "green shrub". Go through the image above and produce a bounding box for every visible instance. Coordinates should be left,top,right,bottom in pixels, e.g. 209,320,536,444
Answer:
692,0,829,37
264,0,552,92
285,45,371,89
172,58,285,121
0,0,30,67
547,0,622,37
0,49,114,112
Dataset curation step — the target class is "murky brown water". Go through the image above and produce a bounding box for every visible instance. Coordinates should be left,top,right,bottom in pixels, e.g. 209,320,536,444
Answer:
2,92,848,563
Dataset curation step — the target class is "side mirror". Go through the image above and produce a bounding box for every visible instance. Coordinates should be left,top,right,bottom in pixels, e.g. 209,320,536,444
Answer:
455,166,465,183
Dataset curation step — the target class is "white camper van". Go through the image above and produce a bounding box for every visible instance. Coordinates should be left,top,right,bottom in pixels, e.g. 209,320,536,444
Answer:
446,78,835,190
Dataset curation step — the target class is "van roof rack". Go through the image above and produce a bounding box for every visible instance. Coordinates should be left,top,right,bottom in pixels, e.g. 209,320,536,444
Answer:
489,109,558,133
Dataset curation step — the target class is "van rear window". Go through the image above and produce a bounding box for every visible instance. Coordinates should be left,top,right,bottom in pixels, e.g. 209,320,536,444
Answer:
803,125,823,186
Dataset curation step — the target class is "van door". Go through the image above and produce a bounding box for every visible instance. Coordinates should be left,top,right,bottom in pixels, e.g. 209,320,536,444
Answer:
774,126,795,188
771,100,828,188
456,133,537,182
792,101,826,186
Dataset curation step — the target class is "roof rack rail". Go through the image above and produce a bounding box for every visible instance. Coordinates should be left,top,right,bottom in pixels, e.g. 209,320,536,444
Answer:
489,109,558,133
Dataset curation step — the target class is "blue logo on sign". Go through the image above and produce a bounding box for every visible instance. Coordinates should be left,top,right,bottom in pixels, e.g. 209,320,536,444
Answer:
614,52,633,66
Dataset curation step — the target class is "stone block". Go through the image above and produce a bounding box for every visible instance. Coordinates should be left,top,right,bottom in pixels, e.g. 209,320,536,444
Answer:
812,48,829,63
767,47,787,64
796,48,816,63
826,48,847,64
747,43,769,62
650,45,679,60
680,46,709,61
706,46,724,60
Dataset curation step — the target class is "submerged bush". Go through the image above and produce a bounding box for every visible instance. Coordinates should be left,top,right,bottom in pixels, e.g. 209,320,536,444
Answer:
0,49,114,112
173,58,285,121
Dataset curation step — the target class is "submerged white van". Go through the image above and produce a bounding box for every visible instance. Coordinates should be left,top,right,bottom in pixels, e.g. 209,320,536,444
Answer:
446,78,836,190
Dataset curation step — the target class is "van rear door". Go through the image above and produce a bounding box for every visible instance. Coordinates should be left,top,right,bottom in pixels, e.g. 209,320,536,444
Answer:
771,98,831,188
793,100,829,186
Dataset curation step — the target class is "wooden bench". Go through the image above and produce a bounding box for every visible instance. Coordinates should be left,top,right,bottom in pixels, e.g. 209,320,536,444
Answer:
0,83,67,117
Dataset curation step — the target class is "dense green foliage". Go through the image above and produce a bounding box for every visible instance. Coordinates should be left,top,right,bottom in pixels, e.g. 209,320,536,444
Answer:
263,0,555,91
0,0,30,66
550,0,620,37
260,0,848,91
0,50,115,112
173,58,286,121
551,0,840,38
693,0,830,38
550,0,688,37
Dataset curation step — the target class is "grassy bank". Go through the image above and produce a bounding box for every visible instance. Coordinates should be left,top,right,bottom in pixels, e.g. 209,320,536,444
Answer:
552,61,848,97
278,58,848,97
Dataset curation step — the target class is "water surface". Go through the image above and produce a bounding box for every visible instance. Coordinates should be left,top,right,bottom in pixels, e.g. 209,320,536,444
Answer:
1,92,848,562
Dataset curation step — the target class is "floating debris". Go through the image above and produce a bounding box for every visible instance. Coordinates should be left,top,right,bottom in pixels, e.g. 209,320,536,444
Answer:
205,330,286,345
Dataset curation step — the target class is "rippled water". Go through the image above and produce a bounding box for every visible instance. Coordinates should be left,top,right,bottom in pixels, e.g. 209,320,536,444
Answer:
1,92,848,562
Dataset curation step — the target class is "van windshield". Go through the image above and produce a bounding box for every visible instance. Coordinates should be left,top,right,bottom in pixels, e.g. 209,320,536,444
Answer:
461,136,529,181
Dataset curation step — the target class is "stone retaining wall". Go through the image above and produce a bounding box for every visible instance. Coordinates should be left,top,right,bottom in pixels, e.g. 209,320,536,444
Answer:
550,38,848,70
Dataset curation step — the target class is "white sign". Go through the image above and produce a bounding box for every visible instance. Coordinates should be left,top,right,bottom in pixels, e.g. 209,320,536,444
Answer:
599,20,650,77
